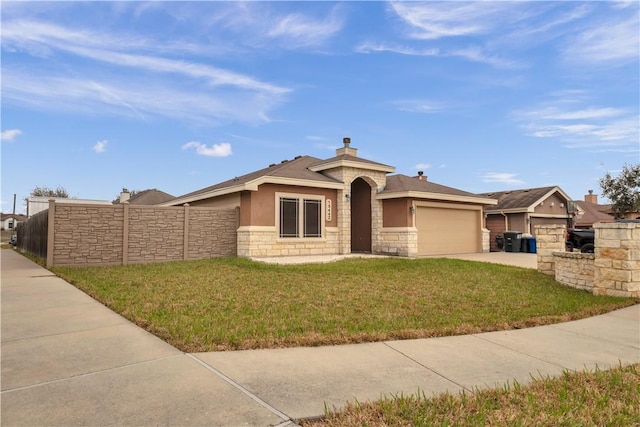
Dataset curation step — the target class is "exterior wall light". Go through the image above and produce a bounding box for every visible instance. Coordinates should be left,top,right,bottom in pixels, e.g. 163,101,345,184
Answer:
345,193,350,200
409,206,415,214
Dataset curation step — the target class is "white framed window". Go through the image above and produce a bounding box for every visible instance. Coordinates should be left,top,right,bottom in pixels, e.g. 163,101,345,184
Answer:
277,193,324,239
7,221,14,229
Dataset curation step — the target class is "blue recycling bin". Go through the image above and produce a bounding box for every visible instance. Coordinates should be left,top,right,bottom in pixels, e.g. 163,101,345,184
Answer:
528,237,537,253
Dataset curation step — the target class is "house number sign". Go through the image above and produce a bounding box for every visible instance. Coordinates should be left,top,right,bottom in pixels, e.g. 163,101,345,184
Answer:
326,199,332,221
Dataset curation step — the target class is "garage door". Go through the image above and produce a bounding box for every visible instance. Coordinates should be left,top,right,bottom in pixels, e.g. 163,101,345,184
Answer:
416,206,480,255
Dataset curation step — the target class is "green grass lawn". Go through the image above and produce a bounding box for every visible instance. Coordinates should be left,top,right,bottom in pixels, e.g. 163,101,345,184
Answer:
51,257,636,352
303,363,640,426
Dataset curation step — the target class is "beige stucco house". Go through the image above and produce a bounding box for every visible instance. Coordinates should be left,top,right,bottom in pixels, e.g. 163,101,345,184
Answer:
163,139,497,258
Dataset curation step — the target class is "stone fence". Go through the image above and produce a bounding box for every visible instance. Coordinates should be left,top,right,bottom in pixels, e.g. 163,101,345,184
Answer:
536,223,639,298
20,200,239,267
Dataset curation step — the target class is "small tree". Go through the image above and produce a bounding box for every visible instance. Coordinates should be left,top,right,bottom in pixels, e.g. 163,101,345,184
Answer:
599,163,640,219
29,185,70,198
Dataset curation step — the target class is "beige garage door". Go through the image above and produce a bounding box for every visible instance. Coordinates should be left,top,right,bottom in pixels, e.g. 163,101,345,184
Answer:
416,206,480,255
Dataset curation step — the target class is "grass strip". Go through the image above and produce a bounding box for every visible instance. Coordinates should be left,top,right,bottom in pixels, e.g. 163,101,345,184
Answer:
303,363,640,426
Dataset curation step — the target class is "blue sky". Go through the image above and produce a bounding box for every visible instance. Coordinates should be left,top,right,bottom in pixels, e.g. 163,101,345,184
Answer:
2,1,639,214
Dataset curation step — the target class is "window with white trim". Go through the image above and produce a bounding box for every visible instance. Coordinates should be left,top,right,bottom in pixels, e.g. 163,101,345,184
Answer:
278,194,323,238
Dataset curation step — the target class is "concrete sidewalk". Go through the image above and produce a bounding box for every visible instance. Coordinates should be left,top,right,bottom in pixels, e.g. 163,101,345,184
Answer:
2,249,638,426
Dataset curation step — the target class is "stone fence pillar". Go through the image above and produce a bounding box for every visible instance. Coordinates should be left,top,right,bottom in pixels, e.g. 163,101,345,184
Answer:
593,222,640,297
535,224,566,276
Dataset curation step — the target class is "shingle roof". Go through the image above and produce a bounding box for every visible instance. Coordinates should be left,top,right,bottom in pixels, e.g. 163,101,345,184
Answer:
1,213,27,221
381,175,485,198
573,200,615,227
171,155,343,201
128,189,175,205
478,186,561,212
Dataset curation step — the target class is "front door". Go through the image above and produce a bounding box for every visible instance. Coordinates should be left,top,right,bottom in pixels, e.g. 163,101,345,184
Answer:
350,178,371,253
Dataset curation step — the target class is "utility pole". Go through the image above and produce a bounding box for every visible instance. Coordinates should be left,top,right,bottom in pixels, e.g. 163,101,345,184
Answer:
11,193,16,241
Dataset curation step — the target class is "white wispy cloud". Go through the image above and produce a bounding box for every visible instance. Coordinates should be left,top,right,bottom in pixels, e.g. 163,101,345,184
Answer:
393,100,443,114
481,173,525,185
267,7,344,48
182,141,232,157
515,96,639,151
389,1,513,40
563,10,639,64
93,140,107,153
1,129,22,141
415,163,431,170
1,19,290,124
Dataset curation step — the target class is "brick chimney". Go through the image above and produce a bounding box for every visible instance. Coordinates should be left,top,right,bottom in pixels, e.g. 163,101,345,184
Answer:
417,171,427,181
584,190,597,204
336,137,358,157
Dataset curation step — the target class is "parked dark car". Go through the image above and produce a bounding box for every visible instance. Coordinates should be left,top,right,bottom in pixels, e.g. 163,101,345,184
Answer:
566,228,594,253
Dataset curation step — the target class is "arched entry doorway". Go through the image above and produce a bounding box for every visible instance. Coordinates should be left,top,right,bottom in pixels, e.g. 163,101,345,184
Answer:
350,177,371,253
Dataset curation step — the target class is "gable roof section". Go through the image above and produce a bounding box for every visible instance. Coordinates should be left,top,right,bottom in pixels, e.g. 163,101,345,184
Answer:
127,189,175,205
163,155,344,206
1,213,28,221
309,154,395,173
479,186,571,213
378,175,497,205
573,200,615,227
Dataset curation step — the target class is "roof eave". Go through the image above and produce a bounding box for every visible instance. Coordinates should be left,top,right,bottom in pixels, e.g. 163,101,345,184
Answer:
161,175,344,206
377,190,498,205
309,159,395,174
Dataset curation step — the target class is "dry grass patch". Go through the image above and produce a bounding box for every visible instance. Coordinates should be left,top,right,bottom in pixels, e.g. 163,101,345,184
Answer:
304,363,640,426
51,257,636,352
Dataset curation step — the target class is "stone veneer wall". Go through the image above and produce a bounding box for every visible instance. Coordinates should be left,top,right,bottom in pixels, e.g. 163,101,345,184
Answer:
535,224,566,276
236,226,340,257
593,222,640,297
535,223,639,298
321,167,388,255
553,252,595,292
378,227,418,257
46,201,238,267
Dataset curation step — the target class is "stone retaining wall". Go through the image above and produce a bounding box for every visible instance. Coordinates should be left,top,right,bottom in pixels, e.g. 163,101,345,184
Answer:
536,223,639,298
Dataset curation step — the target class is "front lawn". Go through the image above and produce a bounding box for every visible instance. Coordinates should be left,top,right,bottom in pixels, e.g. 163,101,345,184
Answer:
52,257,635,352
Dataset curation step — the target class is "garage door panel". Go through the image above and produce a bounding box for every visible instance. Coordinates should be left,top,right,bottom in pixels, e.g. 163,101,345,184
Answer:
417,207,479,255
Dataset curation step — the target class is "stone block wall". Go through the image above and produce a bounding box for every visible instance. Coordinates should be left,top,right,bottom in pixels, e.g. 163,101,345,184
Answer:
553,252,595,292
43,201,238,267
535,224,566,276
378,227,418,257
536,223,640,298
593,222,640,297
237,226,340,257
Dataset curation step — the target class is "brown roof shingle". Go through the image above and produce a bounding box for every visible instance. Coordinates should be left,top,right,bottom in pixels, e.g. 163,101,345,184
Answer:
479,186,560,211
381,175,485,198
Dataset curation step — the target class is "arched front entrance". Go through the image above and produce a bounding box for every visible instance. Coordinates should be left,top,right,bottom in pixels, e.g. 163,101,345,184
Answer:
350,177,372,253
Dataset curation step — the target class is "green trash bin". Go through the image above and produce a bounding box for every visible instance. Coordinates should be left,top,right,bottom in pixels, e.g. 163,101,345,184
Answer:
503,232,523,253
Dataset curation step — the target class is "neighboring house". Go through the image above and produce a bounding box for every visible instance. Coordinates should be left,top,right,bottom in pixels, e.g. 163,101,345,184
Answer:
162,139,497,258
27,196,112,218
572,190,615,228
1,213,28,231
115,189,175,205
479,186,572,252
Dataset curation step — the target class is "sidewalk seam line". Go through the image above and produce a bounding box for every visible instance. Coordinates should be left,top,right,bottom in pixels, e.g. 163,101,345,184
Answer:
1,354,182,393
186,353,292,423
382,342,472,392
